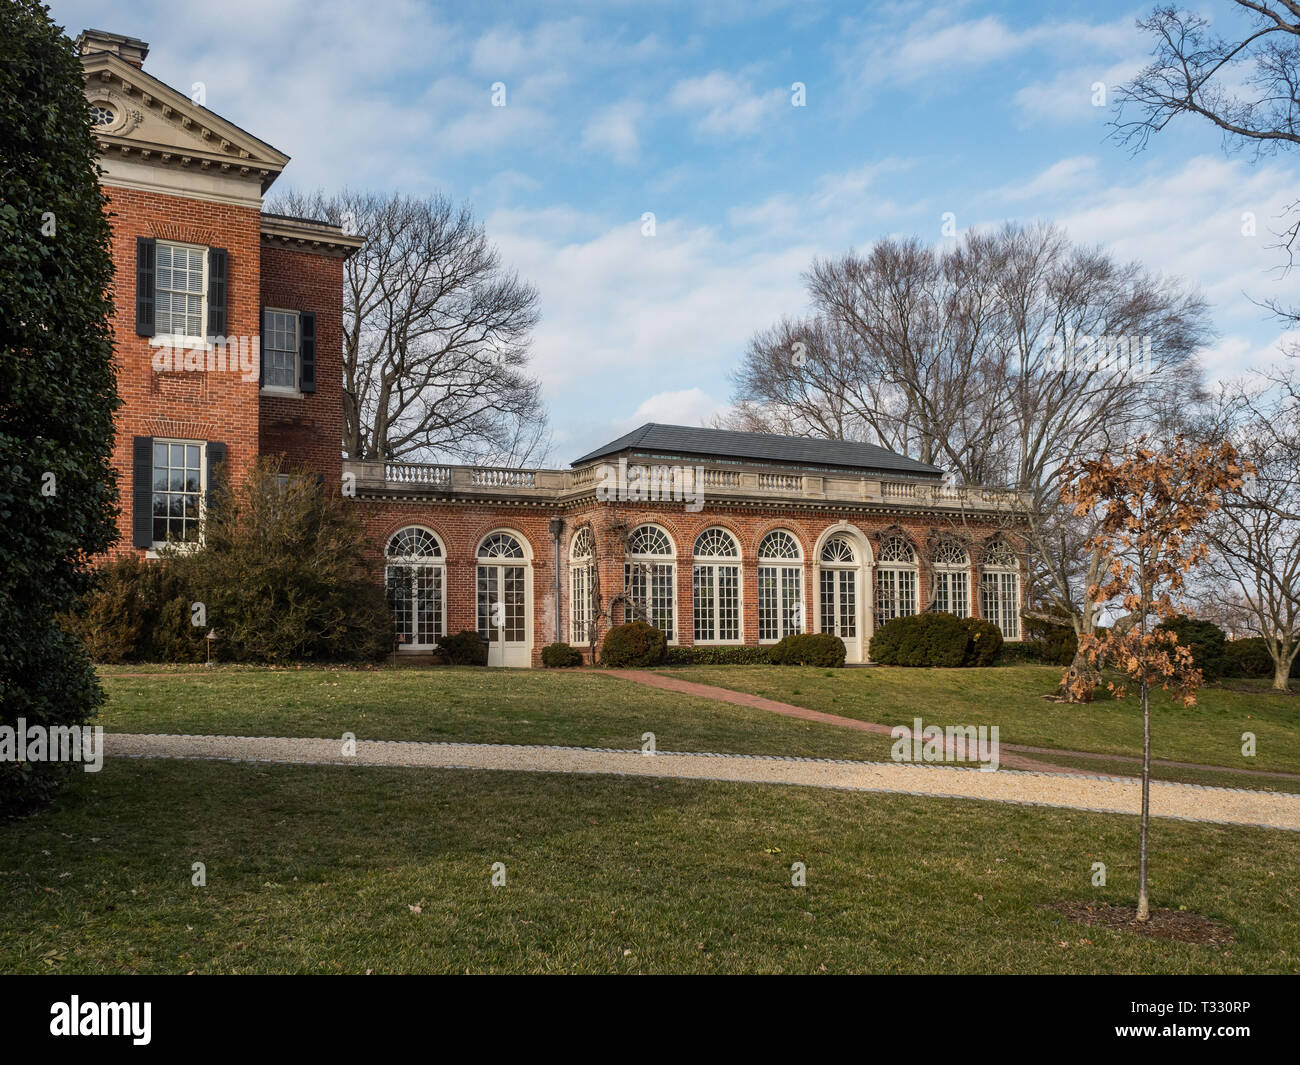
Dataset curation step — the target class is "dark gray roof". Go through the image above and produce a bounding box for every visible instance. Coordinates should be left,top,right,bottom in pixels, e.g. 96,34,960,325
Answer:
570,423,943,477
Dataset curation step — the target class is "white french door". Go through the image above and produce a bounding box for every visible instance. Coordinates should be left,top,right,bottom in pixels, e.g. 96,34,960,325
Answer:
477,564,529,666
819,566,863,662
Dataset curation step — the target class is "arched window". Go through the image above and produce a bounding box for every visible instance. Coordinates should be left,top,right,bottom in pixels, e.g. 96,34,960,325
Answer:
570,527,595,645
385,526,445,649
758,530,803,641
624,524,675,641
818,533,858,640
693,528,741,643
932,540,970,617
875,535,918,627
476,532,528,652
981,541,1021,639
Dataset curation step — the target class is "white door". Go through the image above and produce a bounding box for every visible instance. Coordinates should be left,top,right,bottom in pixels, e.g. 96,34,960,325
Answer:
478,563,529,667
819,567,862,662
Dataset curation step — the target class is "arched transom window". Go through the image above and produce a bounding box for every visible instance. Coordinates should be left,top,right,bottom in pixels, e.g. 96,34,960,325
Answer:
758,530,803,641
821,535,856,564
932,540,970,617
981,541,1021,640
385,526,445,649
624,524,675,640
479,532,525,559
694,528,741,642
570,527,595,645
875,534,918,627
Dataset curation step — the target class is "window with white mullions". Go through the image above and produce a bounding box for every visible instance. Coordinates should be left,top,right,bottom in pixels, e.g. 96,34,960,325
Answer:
932,540,970,617
875,535,918,627
693,527,741,643
151,439,203,545
155,242,205,339
981,541,1021,639
263,310,299,390
624,524,676,641
758,530,803,641
569,527,595,644
385,526,445,649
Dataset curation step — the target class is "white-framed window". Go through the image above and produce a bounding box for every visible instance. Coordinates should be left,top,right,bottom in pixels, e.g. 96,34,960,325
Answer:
624,523,676,642
875,535,919,627
477,532,528,643
818,534,859,638
155,241,206,340
758,530,803,642
693,527,741,643
263,309,299,391
981,541,1021,639
151,439,204,546
385,526,445,649
933,540,970,617
569,526,595,645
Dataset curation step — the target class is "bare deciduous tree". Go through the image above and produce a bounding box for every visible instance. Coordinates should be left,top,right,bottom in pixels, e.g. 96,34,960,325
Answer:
270,190,549,465
722,223,1210,672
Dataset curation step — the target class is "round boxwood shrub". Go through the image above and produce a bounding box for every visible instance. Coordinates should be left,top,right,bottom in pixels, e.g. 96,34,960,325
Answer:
439,629,488,666
769,632,846,667
600,621,667,667
870,614,1003,667
1156,616,1227,680
961,617,1004,667
542,641,583,668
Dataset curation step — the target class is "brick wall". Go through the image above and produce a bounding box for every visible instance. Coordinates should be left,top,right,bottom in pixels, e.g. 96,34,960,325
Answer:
102,186,262,558
258,244,345,487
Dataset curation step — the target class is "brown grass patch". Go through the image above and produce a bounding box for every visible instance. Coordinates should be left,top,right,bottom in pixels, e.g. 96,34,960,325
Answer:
1050,900,1235,946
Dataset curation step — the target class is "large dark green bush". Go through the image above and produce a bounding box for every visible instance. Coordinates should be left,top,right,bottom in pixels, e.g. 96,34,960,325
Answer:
1,2,120,812
961,617,1004,667
769,632,846,667
663,645,772,665
168,459,392,663
870,612,1003,667
541,641,583,668
1222,637,1297,679
1155,616,1227,680
439,630,488,666
1020,614,1079,666
870,612,970,667
601,621,667,667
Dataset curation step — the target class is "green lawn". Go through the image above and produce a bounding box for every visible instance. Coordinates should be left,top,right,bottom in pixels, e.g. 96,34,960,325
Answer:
658,665,1300,776
2,758,1296,974
94,666,898,762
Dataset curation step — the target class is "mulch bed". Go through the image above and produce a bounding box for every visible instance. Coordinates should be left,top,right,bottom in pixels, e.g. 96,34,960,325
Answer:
1049,900,1236,946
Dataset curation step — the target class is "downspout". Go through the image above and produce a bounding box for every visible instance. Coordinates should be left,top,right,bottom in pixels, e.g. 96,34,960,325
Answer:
549,517,565,645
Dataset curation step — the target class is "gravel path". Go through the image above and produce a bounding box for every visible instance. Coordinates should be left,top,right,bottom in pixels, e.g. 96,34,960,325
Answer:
104,733,1300,831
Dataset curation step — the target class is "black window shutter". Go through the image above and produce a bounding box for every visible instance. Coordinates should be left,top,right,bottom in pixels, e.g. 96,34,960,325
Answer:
132,436,154,547
259,307,266,387
204,442,227,517
207,248,227,337
135,238,156,337
299,311,316,392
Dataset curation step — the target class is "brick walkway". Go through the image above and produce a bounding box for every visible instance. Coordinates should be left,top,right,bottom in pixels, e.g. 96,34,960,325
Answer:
103,733,1300,831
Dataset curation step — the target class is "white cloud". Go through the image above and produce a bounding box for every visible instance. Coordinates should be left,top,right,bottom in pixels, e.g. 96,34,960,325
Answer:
1013,59,1146,125
669,71,785,138
994,156,1098,201
582,101,646,166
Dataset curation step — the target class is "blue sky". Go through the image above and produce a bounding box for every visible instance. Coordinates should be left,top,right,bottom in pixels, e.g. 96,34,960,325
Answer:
54,0,1300,462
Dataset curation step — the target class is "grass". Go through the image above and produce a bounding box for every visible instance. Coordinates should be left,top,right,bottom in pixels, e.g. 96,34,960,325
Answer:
657,665,1300,777
2,758,1297,974
94,665,899,762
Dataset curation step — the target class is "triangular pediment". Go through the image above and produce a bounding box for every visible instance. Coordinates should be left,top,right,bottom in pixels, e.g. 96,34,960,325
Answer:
82,50,288,192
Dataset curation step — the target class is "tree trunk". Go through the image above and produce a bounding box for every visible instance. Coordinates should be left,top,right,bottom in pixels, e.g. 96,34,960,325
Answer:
1058,647,1098,702
1137,674,1151,922
1274,657,1291,692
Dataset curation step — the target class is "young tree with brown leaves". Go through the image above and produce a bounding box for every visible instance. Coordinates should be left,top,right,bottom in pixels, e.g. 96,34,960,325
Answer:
1060,438,1248,921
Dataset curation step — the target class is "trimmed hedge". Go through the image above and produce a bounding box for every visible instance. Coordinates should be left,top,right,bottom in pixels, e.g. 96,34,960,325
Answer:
439,630,488,666
541,641,583,668
663,645,772,666
1156,616,1227,680
869,612,1003,667
601,621,667,668
1020,614,1079,666
769,632,846,667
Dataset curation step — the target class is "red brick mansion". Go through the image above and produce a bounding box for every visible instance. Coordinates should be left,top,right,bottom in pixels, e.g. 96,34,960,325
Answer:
81,29,1026,667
